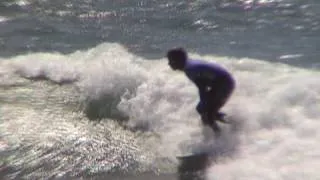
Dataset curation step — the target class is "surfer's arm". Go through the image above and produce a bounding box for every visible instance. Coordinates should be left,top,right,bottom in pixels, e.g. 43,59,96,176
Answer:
193,71,217,96
186,64,218,110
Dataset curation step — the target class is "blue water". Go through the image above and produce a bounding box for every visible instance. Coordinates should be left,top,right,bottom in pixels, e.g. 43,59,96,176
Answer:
1,0,320,67
0,0,319,179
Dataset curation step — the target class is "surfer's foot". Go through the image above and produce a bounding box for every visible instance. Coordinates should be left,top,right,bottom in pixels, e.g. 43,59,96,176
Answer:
215,112,229,124
210,121,221,137
213,127,221,137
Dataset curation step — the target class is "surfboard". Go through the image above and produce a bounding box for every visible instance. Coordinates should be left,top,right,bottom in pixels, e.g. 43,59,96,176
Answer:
176,148,214,160
176,114,242,159
176,152,208,159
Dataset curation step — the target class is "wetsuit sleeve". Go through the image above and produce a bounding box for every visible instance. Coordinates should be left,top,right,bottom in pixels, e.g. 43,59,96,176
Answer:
185,65,219,111
187,68,217,92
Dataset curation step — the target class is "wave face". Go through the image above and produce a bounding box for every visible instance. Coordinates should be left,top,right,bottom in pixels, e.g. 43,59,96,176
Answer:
1,43,319,179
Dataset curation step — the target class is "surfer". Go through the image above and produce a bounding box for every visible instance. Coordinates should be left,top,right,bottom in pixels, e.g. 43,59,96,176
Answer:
167,48,235,136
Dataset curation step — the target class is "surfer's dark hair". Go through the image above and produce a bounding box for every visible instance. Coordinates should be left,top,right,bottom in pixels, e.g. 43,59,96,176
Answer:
167,47,187,62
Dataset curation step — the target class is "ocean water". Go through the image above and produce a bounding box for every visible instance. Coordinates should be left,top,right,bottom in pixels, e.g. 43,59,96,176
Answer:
0,0,319,179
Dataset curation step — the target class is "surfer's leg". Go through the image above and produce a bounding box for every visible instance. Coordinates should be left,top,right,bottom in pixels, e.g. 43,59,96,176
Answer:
209,77,235,122
206,112,221,136
201,111,221,136
197,96,223,135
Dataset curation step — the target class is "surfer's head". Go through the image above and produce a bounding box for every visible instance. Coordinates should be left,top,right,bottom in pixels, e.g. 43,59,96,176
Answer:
167,47,187,70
